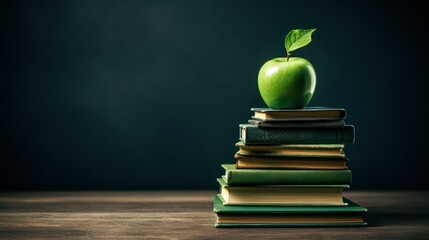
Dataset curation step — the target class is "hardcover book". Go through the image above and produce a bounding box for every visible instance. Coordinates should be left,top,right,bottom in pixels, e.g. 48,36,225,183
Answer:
222,164,352,186
248,119,346,128
251,107,346,122
236,141,345,158
213,194,367,227
217,178,348,206
240,124,355,144
234,154,348,170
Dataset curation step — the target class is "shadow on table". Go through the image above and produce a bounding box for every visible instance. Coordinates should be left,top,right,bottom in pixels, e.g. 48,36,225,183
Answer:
365,212,429,227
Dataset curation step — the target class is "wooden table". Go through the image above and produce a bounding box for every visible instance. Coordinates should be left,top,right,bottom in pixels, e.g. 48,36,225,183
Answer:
0,191,428,239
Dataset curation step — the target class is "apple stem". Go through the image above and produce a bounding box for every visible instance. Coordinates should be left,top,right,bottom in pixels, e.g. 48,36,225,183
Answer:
286,52,291,62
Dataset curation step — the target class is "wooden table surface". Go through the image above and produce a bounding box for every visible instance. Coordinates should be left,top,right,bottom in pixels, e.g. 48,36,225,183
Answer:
0,191,428,239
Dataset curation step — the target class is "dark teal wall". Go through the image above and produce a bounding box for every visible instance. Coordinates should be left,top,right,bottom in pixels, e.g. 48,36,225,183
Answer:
2,1,427,189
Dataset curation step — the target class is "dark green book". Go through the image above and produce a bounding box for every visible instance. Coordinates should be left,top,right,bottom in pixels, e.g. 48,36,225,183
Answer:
239,124,355,144
213,194,367,227
222,164,352,185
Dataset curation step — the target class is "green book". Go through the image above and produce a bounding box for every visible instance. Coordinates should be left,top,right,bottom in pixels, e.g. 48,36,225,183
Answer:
217,178,349,206
222,164,352,185
240,124,355,145
251,107,346,122
213,194,367,227
248,119,346,128
236,141,345,158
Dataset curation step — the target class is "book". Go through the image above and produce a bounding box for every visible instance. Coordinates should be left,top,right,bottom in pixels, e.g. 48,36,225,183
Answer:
234,154,348,170
217,178,348,206
251,107,346,122
213,194,367,227
240,124,355,144
248,119,346,128
236,141,345,158
222,164,352,185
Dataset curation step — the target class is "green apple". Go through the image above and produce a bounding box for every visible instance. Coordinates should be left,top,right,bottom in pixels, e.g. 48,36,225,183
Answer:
257,57,316,109
257,28,317,109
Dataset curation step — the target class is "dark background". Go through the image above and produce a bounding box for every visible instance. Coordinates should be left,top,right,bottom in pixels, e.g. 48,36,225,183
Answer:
1,0,427,190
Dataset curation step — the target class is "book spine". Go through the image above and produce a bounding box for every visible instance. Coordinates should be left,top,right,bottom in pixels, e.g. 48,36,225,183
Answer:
225,169,352,185
240,124,355,144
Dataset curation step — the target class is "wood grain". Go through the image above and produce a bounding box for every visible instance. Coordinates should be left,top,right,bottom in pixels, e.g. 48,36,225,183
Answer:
0,191,428,239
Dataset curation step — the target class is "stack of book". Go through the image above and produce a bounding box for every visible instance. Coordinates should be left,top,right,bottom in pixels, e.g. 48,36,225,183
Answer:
213,107,367,227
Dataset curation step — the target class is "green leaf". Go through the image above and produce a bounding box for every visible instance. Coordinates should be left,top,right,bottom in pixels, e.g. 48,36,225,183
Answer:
285,29,316,53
